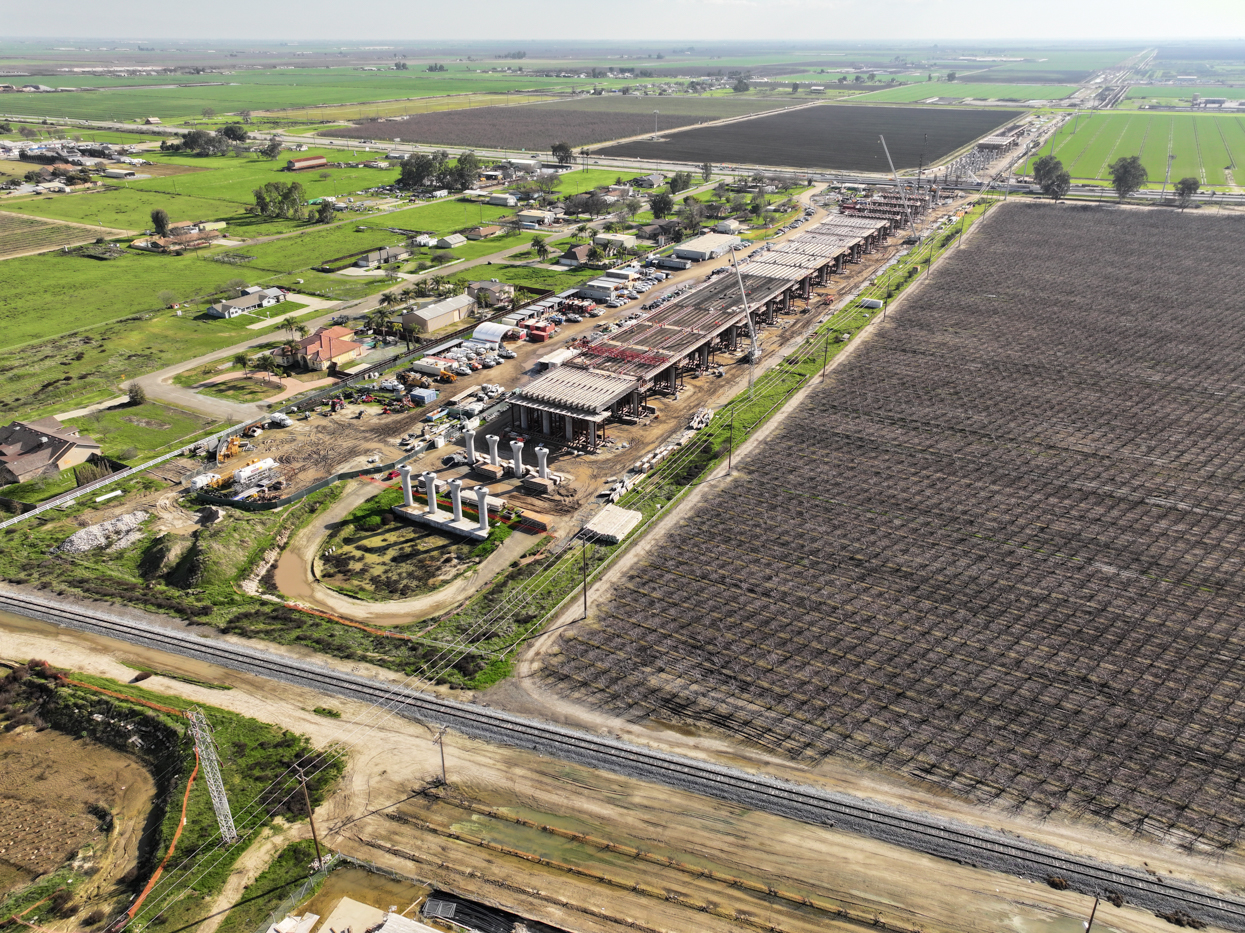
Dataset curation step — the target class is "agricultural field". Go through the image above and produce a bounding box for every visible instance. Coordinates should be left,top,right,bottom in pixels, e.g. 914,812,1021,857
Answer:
597,104,1023,171
269,91,558,124
0,212,102,258
1123,86,1245,110
325,96,791,150
851,82,1077,103
948,49,1136,84
1022,111,1245,186
380,197,515,233
1,187,243,234
223,221,414,274
0,71,610,124
548,203,1245,851
129,148,393,205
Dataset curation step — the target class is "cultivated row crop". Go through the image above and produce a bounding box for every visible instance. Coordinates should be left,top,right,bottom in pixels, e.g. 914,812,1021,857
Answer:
325,96,785,151
548,203,1245,850
596,104,1023,171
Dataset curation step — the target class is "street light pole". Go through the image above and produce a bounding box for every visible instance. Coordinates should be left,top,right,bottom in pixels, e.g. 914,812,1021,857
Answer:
653,111,659,136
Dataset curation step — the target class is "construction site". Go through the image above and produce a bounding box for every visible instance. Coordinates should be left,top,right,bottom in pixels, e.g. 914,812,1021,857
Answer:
507,213,894,451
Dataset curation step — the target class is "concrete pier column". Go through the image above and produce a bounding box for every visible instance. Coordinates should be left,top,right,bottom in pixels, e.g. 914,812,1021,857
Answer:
510,439,525,477
487,435,500,466
399,464,414,508
463,429,476,464
542,410,552,435
589,421,597,448
449,479,463,522
699,344,710,368
564,416,574,441
535,446,549,479
519,406,529,430
423,472,439,516
474,486,490,534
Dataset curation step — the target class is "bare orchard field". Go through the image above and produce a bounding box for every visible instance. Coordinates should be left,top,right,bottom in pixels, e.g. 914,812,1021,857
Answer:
324,95,791,150
546,203,1245,852
596,103,1024,171
0,212,107,259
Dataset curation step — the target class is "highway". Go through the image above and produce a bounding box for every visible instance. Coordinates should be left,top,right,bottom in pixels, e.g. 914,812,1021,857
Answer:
3,586,1244,930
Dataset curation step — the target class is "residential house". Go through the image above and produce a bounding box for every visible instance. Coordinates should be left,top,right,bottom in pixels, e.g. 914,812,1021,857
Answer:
593,232,636,252
0,417,101,485
714,219,745,234
435,233,467,249
144,116,162,124
558,244,593,267
465,225,502,240
398,294,475,334
466,280,515,306
637,218,682,244
275,326,364,371
207,287,286,318
632,173,665,188
354,246,411,268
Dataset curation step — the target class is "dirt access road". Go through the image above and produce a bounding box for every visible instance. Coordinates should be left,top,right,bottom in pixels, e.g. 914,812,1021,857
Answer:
0,615,1190,933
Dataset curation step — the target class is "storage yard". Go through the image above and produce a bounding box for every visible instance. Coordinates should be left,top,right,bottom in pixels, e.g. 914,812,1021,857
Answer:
545,202,1245,852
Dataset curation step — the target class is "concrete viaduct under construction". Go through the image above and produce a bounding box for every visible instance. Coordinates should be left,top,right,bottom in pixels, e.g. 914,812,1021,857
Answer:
508,213,892,450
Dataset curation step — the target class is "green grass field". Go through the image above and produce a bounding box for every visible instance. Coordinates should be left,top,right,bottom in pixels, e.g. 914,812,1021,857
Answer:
1127,86,1245,101
64,400,218,458
381,197,514,233
0,70,626,123
2,187,244,233
130,148,392,205
1024,111,1245,186
851,82,1077,103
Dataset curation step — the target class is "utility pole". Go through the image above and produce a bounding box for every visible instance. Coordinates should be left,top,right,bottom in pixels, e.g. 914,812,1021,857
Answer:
1159,152,1176,204
1085,896,1100,933
581,537,589,619
728,408,734,474
434,726,448,784
821,331,831,382
294,763,324,869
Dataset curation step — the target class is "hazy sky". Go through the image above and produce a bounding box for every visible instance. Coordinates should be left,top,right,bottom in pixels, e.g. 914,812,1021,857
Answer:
5,0,1245,42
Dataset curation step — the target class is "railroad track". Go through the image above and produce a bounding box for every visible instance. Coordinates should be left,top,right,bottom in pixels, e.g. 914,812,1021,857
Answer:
4,587,1243,930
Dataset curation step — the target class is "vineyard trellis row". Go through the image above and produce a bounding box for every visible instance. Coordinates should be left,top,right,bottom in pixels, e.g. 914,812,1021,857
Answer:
548,203,1245,851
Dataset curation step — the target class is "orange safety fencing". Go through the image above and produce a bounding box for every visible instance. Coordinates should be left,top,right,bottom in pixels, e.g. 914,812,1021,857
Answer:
126,749,200,919
284,603,416,642
58,675,186,719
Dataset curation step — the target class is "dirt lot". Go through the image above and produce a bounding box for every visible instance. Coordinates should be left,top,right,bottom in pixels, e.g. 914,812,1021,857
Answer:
0,726,155,918
0,614,1214,933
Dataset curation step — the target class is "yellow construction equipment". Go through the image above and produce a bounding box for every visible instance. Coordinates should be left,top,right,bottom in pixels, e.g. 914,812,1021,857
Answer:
217,435,241,462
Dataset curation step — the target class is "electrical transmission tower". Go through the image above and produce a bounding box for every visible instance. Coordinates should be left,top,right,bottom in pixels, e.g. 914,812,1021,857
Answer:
186,708,238,844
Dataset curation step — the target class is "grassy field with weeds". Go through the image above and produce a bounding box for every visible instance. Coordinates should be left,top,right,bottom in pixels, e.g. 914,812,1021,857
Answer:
64,400,220,459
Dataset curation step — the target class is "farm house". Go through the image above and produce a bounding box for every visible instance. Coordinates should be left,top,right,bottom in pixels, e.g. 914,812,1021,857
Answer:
508,213,890,450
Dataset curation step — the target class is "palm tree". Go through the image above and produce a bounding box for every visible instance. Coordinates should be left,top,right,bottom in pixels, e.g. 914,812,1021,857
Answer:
232,352,250,376
293,322,309,340
366,308,390,336
254,353,278,382
532,235,550,262
399,285,416,305
378,291,400,311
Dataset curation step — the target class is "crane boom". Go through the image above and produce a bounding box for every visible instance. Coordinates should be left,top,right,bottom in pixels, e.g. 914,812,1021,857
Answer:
879,134,918,239
730,251,761,380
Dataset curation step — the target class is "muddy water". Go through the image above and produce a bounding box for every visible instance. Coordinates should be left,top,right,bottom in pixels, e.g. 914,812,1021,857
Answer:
299,867,431,928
